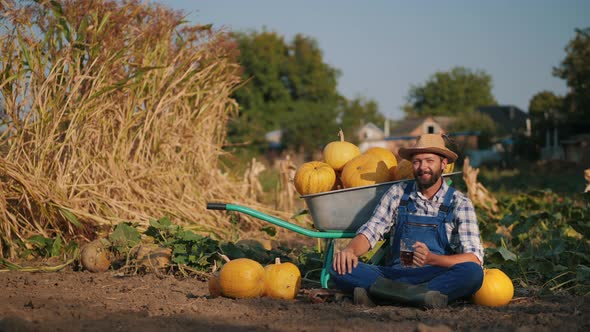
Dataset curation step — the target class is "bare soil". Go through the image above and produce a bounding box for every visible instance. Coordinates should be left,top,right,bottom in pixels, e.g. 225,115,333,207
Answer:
0,271,587,332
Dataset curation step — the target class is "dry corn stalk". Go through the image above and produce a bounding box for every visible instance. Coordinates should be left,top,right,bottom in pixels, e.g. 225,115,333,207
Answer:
462,157,498,213
276,155,297,212
242,158,266,200
0,0,284,258
585,169,590,193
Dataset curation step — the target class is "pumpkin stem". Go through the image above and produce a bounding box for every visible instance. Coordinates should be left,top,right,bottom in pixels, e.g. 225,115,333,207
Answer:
274,257,281,265
218,253,231,263
338,128,344,142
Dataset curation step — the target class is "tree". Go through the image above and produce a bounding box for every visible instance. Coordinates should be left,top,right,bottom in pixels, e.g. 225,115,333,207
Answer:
230,31,341,154
553,27,590,132
448,112,496,148
229,30,380,155
338,97,384,144
404,67,496,117
528,91,565,148
528,91,564,116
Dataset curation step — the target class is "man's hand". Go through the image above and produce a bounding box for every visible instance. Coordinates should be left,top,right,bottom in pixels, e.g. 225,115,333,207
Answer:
412,241,481,267
333,248,359,275
413,241,431,267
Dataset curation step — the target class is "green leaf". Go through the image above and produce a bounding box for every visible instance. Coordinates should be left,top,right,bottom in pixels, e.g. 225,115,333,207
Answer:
50,235,63,257
498,246,517,261
576,265,590,282
76,15,89,43
59,208,82,228
108,223,141,252
220,242,246,259
179,230,202,242
260,226,276,237
0,258,23,270
173,243,187,254
291,209,309,219
172,255,187,264
27,235,50,248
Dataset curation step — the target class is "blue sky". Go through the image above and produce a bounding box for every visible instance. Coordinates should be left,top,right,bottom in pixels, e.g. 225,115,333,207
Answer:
158,0,589,120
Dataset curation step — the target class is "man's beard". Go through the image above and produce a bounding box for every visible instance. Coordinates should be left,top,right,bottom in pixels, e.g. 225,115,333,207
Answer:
415,167,443,190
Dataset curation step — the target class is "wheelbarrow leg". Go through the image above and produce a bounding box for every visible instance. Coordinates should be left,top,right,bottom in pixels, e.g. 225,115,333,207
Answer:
320,239,335,288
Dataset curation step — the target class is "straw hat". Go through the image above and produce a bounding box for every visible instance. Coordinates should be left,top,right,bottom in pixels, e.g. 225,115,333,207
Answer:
398,134,458,163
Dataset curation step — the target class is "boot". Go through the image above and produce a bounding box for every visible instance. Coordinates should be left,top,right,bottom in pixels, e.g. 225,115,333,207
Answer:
353,287,376,307
368,277,447,309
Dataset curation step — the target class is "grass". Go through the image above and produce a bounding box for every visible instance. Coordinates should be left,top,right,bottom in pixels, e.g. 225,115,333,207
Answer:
478,161,585,194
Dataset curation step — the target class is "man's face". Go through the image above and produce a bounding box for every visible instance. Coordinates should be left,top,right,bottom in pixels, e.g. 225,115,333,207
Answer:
411,153,447,190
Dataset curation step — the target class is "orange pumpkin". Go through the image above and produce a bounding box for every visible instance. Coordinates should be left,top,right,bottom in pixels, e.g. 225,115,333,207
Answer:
294,161,336,195
365,147,398,179
444,162,455,174
264,258,301,300
208,271,222,298
473,268,514,307
323,129,361,171
341,154,391,188
219,258,266,299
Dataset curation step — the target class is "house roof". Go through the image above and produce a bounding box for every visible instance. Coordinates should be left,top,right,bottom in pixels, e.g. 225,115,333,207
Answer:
389,118,425,136
358,122,383,133
476,105,528,133
388,116,454,136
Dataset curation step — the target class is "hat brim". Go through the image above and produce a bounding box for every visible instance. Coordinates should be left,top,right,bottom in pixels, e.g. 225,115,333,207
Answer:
398,147,458,163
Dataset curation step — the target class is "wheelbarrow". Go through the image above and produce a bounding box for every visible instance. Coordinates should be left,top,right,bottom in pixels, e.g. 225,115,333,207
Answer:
207,172,461,288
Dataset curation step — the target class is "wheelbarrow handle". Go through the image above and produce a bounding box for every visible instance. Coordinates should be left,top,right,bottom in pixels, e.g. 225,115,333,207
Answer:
206,202,356,239
206,202,227,210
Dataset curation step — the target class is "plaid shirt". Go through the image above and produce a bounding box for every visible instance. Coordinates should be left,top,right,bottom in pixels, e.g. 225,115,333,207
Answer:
357,181,484,264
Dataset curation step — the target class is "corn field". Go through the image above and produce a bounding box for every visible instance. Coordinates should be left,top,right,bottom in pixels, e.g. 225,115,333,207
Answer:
0,0,267,259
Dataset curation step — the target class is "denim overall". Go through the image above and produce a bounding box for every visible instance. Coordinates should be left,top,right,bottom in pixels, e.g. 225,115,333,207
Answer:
389,182,455,266
329,182,484,302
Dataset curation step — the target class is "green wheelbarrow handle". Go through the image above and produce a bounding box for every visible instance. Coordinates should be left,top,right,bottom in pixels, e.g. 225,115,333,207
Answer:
206,203,356,239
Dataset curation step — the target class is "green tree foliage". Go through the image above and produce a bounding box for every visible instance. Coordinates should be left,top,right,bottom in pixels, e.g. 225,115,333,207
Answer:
528,91,564,116
553,28,590,132
448,111,496,146
338,97,384,144
528,91,565,146
404,67,497,117
229,31,342,153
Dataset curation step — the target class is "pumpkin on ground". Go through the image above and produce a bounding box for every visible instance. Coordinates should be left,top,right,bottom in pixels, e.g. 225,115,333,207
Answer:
136,244,172,270
364,146,398,179
208,271,222,298
393,159,414,181
341,154,391,188
219,258,266,299
473,268,514,307
294,161,336,195
80,239,111,273
264,258,301,300
323,129,361,171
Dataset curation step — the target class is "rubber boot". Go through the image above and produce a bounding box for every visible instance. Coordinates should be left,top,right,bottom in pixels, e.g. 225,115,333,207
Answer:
368,277,447,309
353,287,376,307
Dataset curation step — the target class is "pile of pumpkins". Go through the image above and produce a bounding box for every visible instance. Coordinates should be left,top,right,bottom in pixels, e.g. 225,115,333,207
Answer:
208,257,301,300
294,130,454,195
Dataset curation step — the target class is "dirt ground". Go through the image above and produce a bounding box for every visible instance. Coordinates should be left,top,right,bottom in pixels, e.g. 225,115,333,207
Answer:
0,271,587,332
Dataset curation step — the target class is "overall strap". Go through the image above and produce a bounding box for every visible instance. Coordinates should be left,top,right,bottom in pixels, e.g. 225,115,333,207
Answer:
437,186,456,223
393,181,415,237
399,181,417,214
